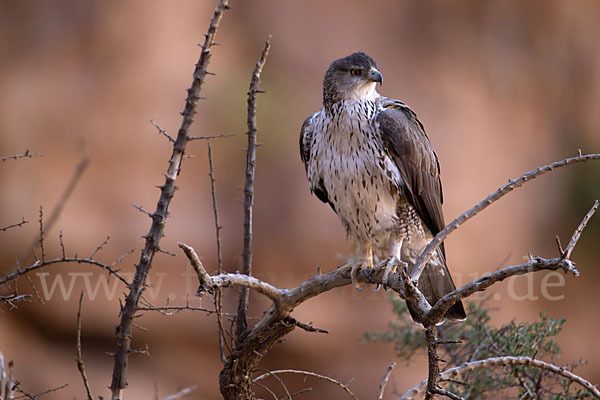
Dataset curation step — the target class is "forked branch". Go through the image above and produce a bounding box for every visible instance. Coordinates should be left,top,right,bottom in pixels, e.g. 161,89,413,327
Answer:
411,152,600,282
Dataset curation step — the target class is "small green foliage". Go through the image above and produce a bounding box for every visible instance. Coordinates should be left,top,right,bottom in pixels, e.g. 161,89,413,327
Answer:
364,296,594,399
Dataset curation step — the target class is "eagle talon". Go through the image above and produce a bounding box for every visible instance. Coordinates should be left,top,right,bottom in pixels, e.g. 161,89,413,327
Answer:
381,257,407,290
351,258,374,290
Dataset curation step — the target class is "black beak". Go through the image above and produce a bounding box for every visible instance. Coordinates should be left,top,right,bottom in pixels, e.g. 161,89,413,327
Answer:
369,69,383,85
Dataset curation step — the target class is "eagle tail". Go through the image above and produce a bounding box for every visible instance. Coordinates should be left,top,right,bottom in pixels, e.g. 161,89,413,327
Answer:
408,255,467,322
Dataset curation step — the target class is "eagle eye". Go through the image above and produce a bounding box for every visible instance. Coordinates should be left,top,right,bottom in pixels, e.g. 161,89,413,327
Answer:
349,69,361,76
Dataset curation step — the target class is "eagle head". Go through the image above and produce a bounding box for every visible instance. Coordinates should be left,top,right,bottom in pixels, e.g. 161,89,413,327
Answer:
323,52,383,105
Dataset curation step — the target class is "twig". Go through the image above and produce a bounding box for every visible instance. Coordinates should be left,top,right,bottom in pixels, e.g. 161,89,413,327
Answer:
13,382,69,399
207,142,227,363
0,254,130,287
411,152,600,281
0,150,43,162
288,318,328,334
187,133,235,140
377,362,396,400
150,119,175,143
0,218,28,232
163,385,198,400
236,35,271,338
254,369,292,400
564,200,598,259
253,369,358,400
109,1,229,398
75,292,94,400
399,356,600,399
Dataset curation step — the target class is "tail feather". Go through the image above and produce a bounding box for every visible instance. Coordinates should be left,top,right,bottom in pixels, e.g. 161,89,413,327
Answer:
409,249,466,321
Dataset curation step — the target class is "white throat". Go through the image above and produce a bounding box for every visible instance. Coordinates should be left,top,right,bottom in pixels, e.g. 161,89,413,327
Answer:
347,81,379,101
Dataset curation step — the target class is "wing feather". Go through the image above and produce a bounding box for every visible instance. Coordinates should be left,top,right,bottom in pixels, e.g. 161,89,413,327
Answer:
376,99,445,236
300,113,335,211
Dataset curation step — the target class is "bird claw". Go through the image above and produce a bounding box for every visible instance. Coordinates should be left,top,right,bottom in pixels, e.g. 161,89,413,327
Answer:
381,257,407,290
351,259,374,290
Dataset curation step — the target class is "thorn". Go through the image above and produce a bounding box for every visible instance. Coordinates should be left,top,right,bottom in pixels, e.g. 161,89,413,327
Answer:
206,71,216,76
255,89,266,94
224,4,232,10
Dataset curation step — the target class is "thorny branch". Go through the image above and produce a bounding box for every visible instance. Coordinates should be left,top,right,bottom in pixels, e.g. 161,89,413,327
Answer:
207,141,228,363
75,292,94,400
0,149,43,162
109,1,230,398
236,35,272,338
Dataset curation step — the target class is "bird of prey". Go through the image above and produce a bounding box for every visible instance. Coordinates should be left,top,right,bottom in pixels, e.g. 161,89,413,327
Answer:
299,52,466,320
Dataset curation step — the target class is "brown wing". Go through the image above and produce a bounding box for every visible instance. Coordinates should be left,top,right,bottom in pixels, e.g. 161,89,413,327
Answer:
376,98,466,321
376,99,445,236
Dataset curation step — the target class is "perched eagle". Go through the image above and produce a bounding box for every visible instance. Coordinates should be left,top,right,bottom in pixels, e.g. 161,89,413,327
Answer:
300,52,466,321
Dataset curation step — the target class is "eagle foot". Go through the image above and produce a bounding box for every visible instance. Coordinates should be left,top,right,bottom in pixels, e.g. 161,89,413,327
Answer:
381,257,407,290
350,258,374,290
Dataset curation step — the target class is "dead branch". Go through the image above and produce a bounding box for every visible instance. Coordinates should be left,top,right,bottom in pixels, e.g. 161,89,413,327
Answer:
411,152,600,282
207,141,227,363
377,362,396,400
425,200,595,325
0,218,28,232
399,356,600,399
150,119,175,143
0,249,132,288
108,1,230,398
253,369,358,400
75,292,94,400
0,149,43,162
236,35,272,338
163,385,198,400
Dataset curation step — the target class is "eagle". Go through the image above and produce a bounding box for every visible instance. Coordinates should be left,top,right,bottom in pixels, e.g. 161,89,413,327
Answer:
299,52,466,321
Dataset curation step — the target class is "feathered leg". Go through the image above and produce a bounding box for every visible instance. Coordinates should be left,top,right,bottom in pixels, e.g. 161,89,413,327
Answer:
351,241,373,289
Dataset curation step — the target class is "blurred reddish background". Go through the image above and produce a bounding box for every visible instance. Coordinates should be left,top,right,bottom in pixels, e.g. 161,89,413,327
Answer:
1,1,599,399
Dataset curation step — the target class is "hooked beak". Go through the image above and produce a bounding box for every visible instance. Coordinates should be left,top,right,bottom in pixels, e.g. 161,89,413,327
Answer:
369,68,383,85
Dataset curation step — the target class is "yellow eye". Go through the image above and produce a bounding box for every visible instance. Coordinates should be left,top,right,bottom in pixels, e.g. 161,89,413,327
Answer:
350,69,361,76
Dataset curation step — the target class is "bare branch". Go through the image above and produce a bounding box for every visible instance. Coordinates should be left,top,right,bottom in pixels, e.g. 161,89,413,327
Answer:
253,369,358,400
150,119,175,143
207,141,227,363
0,218,28,232
564,200,598,259
109,1,230,397
411,152,600,281
75,292,94,400
425,199,597,325
163,385,198,400
236,35,272,338
377,362,396,400
187,133,235,140
0,149,43,162
400,356,600,399
0,253,131,288
426,256,578,325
